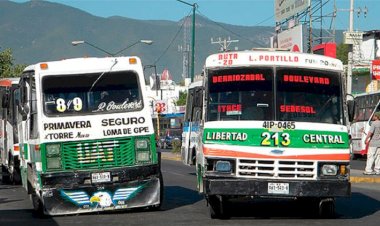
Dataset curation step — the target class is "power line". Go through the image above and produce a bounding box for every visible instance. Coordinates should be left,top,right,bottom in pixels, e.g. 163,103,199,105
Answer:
154,9,192,65
196,9,273,47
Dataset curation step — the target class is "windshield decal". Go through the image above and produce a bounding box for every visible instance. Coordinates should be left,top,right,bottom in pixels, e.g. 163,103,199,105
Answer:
212,73,265,83
93,100,142,112
283,74,330,85
55,97,83,112
280,105,316,114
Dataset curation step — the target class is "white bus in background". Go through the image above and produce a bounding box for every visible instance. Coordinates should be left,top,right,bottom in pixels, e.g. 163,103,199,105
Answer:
17,57,163,216
181,80,203,165
183,49,354,219
0,78,21,184
350,91,380,159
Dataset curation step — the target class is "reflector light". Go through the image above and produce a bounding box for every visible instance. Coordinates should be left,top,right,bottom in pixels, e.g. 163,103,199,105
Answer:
14,145,20,152
129,58,137,64
40,63,48,70
340,165,347,175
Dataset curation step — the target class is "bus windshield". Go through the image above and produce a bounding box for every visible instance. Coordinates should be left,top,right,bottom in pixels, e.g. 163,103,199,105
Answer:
206,67,343,124
42,71,143,116
207,67,274,121
277,68,343,124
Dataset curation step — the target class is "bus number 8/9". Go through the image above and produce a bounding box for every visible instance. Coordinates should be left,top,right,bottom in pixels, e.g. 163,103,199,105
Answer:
261,132,291,147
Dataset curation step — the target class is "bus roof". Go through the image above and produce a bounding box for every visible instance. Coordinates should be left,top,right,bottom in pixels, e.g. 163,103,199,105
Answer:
23,56,143,75
205,50,343,71
188,80,203,89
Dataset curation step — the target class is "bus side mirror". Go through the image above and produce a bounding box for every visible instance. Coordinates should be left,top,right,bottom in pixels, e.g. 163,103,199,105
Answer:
19,104,29,121
2,90,10,108
347,99,355,122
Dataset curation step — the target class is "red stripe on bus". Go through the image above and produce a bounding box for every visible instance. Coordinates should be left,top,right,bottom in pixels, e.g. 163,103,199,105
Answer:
203,147,350,161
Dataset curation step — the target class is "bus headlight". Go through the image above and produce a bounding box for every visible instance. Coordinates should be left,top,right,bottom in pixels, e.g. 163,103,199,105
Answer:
135,138,151,162
47,157,62,169
321,164,338,176
215,161,232,173
46,143,61,156
136,152,151,162
135,139,149,149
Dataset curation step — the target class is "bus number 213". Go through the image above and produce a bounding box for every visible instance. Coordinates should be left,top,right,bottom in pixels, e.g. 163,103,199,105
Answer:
261,132,291,146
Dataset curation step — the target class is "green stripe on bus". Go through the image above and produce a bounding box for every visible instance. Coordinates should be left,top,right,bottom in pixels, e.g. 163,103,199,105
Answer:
203,128,349,148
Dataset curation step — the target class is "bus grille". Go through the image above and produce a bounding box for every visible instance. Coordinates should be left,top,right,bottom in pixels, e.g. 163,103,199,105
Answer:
61,138,135,170
237,159,317,180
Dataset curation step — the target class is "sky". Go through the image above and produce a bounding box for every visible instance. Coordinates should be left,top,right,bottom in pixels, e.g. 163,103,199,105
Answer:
11,0,379,31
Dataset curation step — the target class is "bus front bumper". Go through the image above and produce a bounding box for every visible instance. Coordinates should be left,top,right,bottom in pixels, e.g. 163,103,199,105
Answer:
38,164,162,215
204,177,351,198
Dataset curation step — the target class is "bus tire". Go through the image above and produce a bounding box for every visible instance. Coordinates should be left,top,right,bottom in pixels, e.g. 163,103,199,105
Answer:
191,148,196,165
318,198,335,218
9,156,21,185
1,165,10,184
208,195,230,219
31,193,45,217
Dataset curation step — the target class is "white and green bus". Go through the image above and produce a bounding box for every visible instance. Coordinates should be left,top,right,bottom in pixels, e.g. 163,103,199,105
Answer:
18,57,163,215
184,50,354,218
0,78,21,184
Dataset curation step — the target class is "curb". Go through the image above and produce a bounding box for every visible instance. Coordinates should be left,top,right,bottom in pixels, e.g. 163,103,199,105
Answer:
350,176,380,183
160,152,181,161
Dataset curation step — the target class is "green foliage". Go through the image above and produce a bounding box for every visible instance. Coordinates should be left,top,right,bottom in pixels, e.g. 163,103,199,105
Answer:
0,48,25,78
171,140,181,153
336,43,349,65
176,91,187,106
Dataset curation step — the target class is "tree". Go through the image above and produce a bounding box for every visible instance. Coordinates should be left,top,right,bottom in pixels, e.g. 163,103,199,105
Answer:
0,48,26,78
176,90,187,106
336,43,349,65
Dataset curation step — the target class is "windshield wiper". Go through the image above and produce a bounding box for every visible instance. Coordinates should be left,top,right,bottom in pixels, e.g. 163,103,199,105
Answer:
88,58,118,92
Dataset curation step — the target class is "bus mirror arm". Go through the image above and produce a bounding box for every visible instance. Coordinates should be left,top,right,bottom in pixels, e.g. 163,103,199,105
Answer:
19,104,29,120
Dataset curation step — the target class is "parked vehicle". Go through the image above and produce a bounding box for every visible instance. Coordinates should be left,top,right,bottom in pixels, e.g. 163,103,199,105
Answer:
350,91,380,159
0,78,21,184
159,128,182,149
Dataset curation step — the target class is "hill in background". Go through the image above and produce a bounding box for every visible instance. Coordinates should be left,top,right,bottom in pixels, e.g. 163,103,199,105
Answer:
0,0,341,82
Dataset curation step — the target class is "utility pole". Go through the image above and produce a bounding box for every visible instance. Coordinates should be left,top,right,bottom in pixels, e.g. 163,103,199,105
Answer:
178,16,191,80
177,0,197,82
342,0,368,94
346,0,354,95
211,37,239,52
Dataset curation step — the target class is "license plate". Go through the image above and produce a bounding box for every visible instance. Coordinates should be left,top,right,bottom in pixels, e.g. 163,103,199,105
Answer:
91,172,111,183
268,182,289,194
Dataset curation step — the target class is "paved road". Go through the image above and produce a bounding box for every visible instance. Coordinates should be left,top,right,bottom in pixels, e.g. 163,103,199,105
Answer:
1,159,380,226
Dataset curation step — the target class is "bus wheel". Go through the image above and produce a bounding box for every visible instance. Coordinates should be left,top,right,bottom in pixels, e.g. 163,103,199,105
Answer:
318,198,335,218
9,157,21,185
191,148,196,165
1,165,10,184
208,195,230,219
31,193,45,217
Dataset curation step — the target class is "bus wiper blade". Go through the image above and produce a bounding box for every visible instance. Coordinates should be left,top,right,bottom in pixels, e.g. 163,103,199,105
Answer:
89,58,118,92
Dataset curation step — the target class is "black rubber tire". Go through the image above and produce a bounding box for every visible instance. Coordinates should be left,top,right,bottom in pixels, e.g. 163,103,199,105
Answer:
1,165,10,184
9,157,21,185
31,193,45,217
208,195,229,219
318,198,336,218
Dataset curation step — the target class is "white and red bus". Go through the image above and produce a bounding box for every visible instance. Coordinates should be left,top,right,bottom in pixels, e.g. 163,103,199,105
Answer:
183,49,354,219
350,91,380,159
